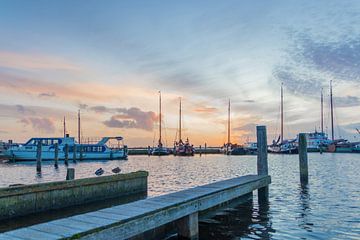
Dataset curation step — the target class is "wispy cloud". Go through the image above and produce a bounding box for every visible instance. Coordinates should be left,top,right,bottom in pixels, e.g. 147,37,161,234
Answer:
20,117,56,133
0,51,81,71
103,107,158,131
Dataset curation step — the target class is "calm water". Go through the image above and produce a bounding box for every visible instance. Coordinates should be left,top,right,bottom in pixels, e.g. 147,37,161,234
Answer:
0,153,359,239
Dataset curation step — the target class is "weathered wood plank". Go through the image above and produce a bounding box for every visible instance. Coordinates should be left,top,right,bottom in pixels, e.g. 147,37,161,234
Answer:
0,174,271,240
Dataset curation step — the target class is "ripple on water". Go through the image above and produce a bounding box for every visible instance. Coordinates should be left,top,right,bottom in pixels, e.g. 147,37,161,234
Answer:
0,153,359,239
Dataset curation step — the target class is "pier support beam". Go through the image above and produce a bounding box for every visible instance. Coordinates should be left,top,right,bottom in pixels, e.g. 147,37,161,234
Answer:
256,125,269,204
66,168,75,180
176,212,199,240
298,133,309,185
36,141,42,172
54,143,59,168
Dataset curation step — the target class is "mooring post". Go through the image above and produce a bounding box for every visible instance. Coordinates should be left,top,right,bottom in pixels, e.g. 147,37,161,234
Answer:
176,212,199,240
73,145,77,163
299,133,309,185
79,145,83,160
54,143,59,168
256,125,269,204
64,144,69,166
66,168,75,180
199,145,202,155
204,142,207,154
36,141,42,172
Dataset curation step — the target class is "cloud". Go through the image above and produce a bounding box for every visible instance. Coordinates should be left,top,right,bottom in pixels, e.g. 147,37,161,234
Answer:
0,51,81,71
38,92,56,98
20,117,56,133
103,107,158,131
333,96,360,108
194,106,218,113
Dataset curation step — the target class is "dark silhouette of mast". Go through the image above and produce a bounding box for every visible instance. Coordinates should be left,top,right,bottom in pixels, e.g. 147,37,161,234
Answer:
179,97,182,142
330,81,334,141
158,91,162,146
281,83,284,143
321,88,324,133
78,110,81,144
227,99,231,145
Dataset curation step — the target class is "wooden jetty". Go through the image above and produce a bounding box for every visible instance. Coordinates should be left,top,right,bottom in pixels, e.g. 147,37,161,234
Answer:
0,126,273,240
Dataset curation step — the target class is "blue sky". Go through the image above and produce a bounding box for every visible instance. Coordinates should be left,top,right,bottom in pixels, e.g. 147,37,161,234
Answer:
0,0,360,145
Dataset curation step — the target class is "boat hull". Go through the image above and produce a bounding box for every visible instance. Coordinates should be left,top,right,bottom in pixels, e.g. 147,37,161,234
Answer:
5,150,127,161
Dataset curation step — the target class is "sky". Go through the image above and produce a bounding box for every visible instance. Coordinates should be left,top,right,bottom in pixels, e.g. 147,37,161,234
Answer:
0,0,360,146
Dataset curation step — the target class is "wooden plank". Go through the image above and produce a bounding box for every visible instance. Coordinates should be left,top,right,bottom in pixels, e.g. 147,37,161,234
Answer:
5,228,61,240
30,222,80,238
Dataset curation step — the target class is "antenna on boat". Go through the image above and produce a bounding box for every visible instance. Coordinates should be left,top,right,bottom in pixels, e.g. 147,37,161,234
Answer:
63,116,66,138
281,82,284,143
227,99,231,146
330,80,334,141
158,91,162,147
78,109,81,144
321,88,324,133
179,97,182,142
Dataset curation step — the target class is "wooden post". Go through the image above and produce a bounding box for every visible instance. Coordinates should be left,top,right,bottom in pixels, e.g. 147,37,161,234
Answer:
36,141,42,172
54,143,59,168
73,145,77,163
256,125,269,204
64,144,69,166
79,145,83,160
299,133,309,185
199,145,202,155
176,212,199,240
66,168,75,180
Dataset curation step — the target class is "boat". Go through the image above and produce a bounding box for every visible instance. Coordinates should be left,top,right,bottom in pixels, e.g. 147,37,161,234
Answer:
221,99,246,155
296,131,332,152
152,91,170,156
268,83,298,154
173,98,195,156
5,136,128,161
243,142,257,155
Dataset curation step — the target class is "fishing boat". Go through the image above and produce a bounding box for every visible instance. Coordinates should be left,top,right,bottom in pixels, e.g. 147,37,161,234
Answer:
297,131,332,152
5,136,128,161
221,100,246,155
268,83,298,154
173,98,195,156
152,91,170,156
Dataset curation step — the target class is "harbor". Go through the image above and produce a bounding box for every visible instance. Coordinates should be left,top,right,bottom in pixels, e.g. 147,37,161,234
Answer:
0,144,359,239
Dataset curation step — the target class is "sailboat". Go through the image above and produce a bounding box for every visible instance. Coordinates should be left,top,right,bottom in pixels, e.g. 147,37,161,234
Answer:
297,89,332,152
326,81,360,153
152,91,170,156
222,100,246,155
268,83,298,154
173,98,195,156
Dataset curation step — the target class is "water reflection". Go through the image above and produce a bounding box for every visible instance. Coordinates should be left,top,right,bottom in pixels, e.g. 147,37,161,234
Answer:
297,184,313,232
199,197,275,240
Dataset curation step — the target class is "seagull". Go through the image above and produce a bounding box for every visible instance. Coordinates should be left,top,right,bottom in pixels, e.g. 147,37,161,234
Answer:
95,168,104,176
112,167,121,174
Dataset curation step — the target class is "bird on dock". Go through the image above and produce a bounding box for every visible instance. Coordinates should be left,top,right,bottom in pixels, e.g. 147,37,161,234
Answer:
112,167,121,174
95,168,104,176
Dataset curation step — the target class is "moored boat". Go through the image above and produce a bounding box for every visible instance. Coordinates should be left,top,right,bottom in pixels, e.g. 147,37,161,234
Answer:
173,98,195,156
5,136,128,161
152,91,170,156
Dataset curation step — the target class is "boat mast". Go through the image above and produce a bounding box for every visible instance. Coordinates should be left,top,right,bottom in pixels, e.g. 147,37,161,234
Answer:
179,97,182,142
227,99,231,145
281,83,284,143
321,88,324,133
63,116,66,138
78,110,81,144
330,80,334,141
159,91,162,146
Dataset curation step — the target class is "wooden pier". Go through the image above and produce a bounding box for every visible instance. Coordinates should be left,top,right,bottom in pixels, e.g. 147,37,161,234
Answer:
0,175,270,240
